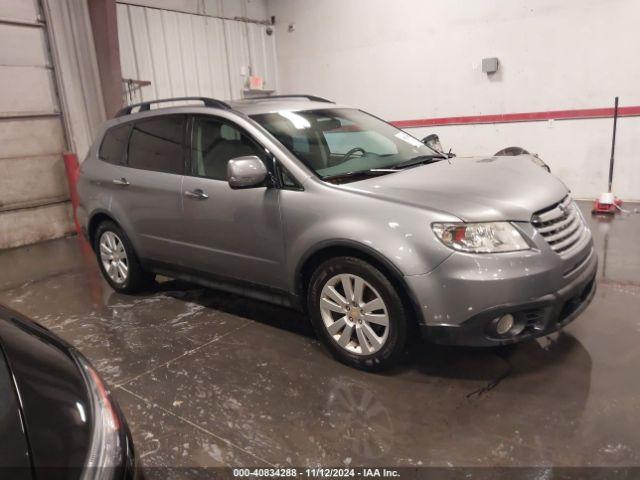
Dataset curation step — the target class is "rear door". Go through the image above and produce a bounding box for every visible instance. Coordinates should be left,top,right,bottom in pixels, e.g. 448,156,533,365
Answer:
108,114,187,264
179,115,286,289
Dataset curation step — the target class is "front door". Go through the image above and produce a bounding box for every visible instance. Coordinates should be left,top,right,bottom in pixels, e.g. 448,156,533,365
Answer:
179,115,286,290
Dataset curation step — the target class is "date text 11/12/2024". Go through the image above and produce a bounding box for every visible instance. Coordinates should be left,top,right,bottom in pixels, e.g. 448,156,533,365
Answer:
232,468,401,478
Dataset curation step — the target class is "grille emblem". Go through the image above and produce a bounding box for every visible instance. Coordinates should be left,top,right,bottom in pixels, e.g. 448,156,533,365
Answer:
558,203,569,216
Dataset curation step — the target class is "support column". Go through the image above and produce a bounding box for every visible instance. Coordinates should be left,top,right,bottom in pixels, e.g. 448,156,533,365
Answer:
88,0,123,118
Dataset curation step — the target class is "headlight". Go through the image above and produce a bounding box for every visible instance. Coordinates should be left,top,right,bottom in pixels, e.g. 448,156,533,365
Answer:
432,222,530,253
76,354,124,480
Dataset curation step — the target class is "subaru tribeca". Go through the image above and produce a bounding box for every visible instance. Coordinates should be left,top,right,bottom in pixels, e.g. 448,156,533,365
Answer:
77,95,597,370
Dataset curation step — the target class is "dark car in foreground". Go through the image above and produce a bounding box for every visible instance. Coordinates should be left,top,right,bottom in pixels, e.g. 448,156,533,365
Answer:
0,304,136,480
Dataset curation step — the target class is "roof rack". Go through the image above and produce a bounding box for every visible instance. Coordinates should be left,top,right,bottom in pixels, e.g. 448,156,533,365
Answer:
115,97,232,117
247,94,334,104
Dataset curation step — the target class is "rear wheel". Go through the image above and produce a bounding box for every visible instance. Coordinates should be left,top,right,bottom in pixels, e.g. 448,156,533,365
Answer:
307,257,408,371
94,221,154,293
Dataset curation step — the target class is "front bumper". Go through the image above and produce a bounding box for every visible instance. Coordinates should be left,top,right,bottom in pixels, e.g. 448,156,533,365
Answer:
407,230,597,347
420,257,596,346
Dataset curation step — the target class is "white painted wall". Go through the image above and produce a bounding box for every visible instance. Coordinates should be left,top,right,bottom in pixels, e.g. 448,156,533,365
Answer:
267,0,640,200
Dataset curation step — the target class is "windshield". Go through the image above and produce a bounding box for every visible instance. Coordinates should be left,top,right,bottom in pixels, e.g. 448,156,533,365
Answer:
250,108,443,181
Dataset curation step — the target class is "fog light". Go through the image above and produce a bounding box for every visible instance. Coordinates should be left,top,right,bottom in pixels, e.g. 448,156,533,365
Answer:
496,314,515,335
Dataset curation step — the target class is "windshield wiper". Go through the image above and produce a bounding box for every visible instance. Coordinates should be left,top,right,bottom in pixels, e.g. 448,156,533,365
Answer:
392,154,447,170
322,169,394,183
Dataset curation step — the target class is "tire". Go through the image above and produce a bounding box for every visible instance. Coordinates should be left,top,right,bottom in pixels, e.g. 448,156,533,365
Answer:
93,220,155,294
307,256,408,371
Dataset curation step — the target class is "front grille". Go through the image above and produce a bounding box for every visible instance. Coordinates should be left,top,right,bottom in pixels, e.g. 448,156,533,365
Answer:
532,196,586,255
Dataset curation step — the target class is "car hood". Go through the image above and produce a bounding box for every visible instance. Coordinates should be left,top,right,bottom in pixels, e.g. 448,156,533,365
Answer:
346,155,568,221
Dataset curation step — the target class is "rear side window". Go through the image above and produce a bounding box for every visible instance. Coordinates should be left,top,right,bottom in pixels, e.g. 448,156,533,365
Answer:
127,115,186,174
99,124,129,165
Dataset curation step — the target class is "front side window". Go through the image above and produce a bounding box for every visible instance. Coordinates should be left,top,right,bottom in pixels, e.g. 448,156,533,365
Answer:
191,116,266,181
127,115,185,174
99,124,129,165
251,108,443,182
278,164,301,189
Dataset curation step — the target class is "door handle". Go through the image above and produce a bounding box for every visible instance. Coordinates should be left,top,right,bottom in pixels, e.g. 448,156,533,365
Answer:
112,178,130,186
185,189,209,200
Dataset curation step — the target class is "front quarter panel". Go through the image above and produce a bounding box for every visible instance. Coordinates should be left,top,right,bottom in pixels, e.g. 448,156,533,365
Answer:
282,179,458,290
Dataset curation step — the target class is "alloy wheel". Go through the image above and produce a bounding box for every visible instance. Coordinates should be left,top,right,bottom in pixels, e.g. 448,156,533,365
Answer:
99,231,129,284
319,274,389,355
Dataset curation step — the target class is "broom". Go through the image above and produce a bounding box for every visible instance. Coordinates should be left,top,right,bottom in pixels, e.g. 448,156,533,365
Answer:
592,97,623,214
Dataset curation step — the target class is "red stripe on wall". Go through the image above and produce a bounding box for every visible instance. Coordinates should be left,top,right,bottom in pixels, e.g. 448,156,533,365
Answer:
391,105,640,128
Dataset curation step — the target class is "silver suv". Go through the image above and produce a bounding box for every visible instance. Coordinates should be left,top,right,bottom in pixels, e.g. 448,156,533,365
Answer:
78,95,597,370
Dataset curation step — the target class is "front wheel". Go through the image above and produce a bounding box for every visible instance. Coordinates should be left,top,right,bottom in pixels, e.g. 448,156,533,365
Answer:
307,257,408,371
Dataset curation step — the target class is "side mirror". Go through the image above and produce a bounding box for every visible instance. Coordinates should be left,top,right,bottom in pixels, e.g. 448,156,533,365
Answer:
421,134,444,154
227,156,268,189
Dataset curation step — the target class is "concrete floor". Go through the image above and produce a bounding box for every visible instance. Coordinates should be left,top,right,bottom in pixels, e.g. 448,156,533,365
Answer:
1,201,640,475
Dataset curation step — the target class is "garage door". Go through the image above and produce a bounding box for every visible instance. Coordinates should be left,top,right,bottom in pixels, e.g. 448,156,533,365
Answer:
0,0,73,249
116,2,278,104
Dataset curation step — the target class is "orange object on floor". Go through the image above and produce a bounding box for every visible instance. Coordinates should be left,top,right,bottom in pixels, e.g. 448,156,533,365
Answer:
592,195,623,214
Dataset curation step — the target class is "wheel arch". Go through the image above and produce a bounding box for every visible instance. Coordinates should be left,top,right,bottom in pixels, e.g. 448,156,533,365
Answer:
87,210,121,251
294,240,423,326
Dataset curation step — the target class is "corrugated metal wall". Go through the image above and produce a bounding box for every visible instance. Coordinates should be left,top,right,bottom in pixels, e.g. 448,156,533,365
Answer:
117,1,277,104
0,0,73,249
